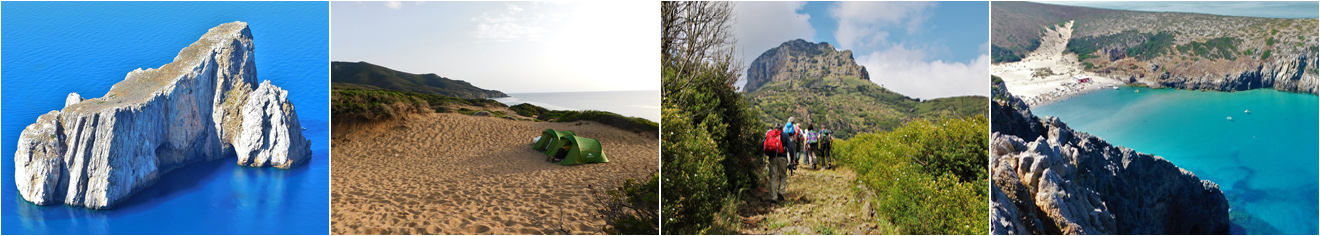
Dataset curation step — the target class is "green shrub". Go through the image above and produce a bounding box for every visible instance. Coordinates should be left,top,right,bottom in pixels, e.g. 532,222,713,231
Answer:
511,103,550,117
835,116,988,235
538,110,658,133
660,107,728,234
599,173,660,235
331,88,506,121
1262,49,1272,59
1267,37,1275,46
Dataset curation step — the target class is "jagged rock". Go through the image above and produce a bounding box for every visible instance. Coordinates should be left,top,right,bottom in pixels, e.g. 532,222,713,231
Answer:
65,93,83,108
745,39,870,92
989,79,1229,234
12,21,309,209
13,111,66,206
236,81,311,168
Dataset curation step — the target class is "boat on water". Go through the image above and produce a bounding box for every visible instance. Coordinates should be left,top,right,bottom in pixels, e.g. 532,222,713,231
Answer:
1244,109,1251,114
1227,116,1233,121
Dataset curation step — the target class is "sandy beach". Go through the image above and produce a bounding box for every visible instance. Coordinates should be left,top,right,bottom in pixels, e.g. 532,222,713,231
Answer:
992,20,1125,106
330,113,658,235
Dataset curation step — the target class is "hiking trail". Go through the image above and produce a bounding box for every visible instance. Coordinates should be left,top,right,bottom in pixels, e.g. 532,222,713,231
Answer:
738,167,898,235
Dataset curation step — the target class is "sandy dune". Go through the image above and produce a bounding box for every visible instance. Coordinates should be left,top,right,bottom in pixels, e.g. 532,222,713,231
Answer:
331,113,658,235
992,20,1124,106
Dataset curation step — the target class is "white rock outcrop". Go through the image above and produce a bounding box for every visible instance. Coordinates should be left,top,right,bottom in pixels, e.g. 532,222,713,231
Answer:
12,21,311,209
235,81,311,168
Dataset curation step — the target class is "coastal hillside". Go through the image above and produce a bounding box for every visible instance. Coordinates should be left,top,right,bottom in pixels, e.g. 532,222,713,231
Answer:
992,1,1319,94
746,39,987,139
989,79,1230,234
331,61,508,99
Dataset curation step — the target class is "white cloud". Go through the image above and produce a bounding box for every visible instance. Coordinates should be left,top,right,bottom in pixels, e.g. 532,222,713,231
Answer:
856,44,989,99
732,1,816,88
469,3,557,42
384,1,402,9
830,1,933,51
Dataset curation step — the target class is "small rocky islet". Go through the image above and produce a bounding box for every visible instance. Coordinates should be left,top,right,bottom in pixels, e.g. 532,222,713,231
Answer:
13,21,311,210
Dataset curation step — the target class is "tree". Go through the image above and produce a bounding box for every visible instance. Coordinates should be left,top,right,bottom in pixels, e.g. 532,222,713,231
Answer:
661,2,764,234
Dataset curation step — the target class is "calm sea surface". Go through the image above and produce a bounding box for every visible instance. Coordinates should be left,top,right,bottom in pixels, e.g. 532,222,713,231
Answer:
495,90,660,122
1034,87,1318,234
2,2,329,234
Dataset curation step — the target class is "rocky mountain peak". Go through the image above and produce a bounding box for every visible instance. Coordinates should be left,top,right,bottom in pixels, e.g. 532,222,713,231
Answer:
745,39,870,92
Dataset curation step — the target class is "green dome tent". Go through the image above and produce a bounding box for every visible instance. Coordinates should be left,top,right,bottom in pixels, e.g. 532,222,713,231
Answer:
547,135,609,165
534,129,576,152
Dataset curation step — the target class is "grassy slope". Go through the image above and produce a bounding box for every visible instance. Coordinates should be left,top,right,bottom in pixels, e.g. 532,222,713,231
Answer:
991,1,1117,63
331,61,508,99
748,75,987,139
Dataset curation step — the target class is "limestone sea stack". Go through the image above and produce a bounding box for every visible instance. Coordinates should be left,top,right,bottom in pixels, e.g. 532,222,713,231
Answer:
12,21,311,209
989,80,1230,234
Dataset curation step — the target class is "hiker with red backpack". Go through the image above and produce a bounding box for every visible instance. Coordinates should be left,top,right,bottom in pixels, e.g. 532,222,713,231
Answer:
763,124,788,202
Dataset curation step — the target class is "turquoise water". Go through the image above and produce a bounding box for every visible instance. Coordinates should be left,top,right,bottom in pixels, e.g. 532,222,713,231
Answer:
494,90,660,122
1034,87,1319,234
2,2,329,234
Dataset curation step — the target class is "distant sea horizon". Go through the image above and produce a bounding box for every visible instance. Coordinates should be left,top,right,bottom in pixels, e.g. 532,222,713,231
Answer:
494,90,660,122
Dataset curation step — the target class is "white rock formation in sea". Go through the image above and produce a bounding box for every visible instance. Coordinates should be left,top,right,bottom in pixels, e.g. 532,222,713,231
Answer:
236,81,310,169
12,21,311,209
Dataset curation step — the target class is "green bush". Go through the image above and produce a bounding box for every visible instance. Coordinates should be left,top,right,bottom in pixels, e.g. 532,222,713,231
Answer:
835,116,989,235
331,88,506,121
660,107,728,234
510,103,550,117
538,110,658,133
1262,49,1272,59
599,173,660,235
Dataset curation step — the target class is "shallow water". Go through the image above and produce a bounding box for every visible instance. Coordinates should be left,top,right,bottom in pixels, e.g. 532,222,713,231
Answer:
2,2,329,234
494,90,660,122
1034,87,1319,234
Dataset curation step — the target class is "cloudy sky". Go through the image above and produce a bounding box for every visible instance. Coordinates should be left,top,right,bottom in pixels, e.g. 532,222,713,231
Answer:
732,1,989,100
1041,1,1319,19
331,2,657,93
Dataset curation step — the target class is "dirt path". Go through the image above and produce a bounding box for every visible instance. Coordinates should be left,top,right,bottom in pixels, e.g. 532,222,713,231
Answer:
737,167,898,235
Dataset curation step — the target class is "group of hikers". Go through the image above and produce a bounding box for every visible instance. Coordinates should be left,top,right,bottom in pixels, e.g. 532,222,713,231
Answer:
762,117,833,202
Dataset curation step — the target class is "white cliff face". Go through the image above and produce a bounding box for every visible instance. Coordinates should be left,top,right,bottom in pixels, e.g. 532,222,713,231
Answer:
14,112,67,206
11,21,310,210
236,81,311,169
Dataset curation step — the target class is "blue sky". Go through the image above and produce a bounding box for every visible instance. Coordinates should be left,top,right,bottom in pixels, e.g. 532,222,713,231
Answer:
1041,1,1319,19
331,2,656,93
733,1,989,99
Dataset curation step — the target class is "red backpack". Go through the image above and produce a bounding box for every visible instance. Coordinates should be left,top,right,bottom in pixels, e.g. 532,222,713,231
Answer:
763,129,783,153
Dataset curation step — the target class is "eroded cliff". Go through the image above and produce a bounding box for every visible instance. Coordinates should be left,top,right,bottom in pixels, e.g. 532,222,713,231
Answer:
13,21,311,209
989,80,1230,234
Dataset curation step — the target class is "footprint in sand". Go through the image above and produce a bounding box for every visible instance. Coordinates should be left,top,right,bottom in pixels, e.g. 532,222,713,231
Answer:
467,224,491,234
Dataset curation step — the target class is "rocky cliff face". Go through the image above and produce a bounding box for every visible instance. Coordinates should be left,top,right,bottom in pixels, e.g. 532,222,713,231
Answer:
1139,53,1318,94
12,21,311,209
744,39,870,92
989,81,1229,234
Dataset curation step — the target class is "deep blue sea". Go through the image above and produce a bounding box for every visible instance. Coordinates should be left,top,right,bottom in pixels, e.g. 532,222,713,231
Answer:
1034,87,1319,234
2,2,329,234
494,90,660,122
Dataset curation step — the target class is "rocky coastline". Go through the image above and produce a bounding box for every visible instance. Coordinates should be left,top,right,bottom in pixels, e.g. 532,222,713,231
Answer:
13,22,311,209
989,80,1230,234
